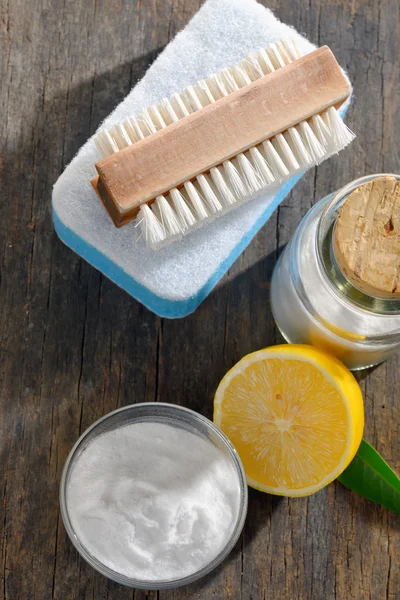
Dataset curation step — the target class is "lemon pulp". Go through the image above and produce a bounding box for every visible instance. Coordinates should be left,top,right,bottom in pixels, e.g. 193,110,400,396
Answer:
214,345,364,496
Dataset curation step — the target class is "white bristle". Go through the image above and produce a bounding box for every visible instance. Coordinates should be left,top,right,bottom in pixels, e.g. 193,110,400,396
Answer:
141,108,158,134
299,120,326,163
262,140,290,180
184,181,209,221
155,195,182,237
150,198,166,231
274,133,300,172
107,126,120,149
206,74,223,100
105,130,119,153
220,68,239,93
129,115,146,140
171,92,191,118
169,188,197,230
282,37,301,60
192,86,208,108
122,119,140,143
231,64,252,87
197,174,223,213
137,204,166,248
134,117,150,137
275,41,292,65
198,79,216,104
249,147,275,186
223,160,248,199
236,153,262,194
211,167,237,207
94,130,119,158
287,126,313,167
257,48,276,74
155,102,171,127
269,43,286,69
149,104,167,129
240,57,261,82
111,123,132,150
213,73,230,97
94,38,355,250
186,85,204,111
323,106,355,153
161,98,180,123
247,53,268,77
310,114,331,147
322,108,340,152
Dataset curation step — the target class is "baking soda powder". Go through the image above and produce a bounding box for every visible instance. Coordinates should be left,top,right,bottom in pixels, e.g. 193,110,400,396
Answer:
66,422,241,581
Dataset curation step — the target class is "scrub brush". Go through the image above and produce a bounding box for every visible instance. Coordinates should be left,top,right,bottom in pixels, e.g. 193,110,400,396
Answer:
92,38,354,249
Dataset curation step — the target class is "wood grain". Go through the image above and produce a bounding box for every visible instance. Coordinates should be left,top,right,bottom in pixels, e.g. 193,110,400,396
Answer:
0,1,399,599
333,175,400,297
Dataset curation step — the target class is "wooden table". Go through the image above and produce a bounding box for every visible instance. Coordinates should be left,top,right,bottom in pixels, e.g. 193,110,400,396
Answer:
1,1,399,598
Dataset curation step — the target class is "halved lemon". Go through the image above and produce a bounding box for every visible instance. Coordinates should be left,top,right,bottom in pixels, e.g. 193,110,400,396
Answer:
214,345,364,497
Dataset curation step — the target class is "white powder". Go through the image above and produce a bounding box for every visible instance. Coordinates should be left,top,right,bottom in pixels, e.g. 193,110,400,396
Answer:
66,421,241,582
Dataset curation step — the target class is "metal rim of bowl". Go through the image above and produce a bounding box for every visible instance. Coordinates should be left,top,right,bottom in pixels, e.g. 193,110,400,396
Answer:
59,402,248,590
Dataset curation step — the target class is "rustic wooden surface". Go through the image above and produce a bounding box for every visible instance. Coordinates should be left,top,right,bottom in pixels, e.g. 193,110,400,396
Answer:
0,0,399,598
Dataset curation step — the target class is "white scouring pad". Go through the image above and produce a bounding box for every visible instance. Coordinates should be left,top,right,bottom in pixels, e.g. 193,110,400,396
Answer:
52,0,349,318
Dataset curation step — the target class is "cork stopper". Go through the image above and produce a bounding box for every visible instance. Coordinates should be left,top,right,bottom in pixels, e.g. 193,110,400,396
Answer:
333,176,400,298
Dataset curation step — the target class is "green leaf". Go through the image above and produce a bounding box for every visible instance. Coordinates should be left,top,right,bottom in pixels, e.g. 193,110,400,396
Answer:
337,439,400,513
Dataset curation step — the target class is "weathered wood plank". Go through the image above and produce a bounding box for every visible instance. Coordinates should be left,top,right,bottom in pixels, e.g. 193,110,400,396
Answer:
0,0,399,599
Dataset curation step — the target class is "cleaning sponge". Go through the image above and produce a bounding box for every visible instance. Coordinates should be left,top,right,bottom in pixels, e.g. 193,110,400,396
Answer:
52,0,347,318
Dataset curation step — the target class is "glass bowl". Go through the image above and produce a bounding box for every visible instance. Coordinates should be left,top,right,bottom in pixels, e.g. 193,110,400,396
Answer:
60,402,248,590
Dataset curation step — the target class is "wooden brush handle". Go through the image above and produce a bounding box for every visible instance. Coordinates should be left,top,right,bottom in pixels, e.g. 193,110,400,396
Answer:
95,46,351,226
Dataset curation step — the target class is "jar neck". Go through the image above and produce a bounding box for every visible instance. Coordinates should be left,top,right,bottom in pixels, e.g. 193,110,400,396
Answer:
316,174,400,316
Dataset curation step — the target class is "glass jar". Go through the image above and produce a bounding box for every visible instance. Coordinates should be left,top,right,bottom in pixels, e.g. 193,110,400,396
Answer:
270,174,400,370
60,402,248,589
